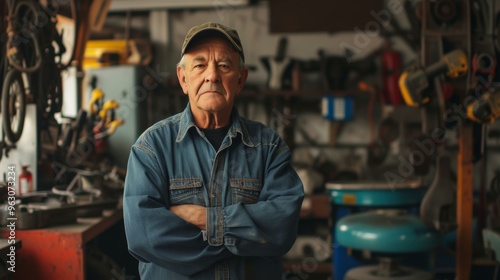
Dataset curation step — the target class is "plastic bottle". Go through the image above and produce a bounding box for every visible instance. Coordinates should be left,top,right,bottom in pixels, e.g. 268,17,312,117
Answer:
19,165,33,196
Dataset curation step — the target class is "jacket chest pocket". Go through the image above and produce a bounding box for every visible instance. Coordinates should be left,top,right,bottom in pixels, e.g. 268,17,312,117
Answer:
169,178,205,206
230,178,262,204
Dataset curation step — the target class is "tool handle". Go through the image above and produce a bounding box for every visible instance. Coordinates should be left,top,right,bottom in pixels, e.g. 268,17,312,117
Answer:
89,88,104,115
98,99,119,120
107,119,124,135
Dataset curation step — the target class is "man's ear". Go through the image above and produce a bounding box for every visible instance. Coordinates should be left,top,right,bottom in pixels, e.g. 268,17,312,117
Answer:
177,66,189,94
236,68,249,92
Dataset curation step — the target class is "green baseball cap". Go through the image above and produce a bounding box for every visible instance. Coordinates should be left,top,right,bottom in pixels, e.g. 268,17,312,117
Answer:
181,22,245,62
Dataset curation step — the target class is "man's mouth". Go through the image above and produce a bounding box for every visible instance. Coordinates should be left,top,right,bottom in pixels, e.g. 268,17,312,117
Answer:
199,90,222,95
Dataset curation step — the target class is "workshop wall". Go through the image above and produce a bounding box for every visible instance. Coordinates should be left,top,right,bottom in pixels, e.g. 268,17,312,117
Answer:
100,0,500,189
164,2,500,187
167,2,415,87
100,1,500,189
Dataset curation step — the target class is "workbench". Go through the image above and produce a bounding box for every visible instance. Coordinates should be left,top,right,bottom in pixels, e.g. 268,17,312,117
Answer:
0,209,123,280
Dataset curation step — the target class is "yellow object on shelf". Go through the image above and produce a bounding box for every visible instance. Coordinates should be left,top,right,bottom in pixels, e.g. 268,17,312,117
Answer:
83,39,153,69
83,40,129,69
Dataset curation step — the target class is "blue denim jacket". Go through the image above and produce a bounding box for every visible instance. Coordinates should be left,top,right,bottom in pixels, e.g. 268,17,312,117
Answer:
123,104,304,279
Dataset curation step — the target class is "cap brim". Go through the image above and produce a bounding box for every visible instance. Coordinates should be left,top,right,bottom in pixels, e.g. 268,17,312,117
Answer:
182,27,244,61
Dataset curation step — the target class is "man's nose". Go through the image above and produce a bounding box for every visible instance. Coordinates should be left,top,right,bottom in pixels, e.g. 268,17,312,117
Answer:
204,63,220,83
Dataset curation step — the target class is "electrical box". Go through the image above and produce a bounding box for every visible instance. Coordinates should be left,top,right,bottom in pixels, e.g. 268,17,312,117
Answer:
86,65,148,169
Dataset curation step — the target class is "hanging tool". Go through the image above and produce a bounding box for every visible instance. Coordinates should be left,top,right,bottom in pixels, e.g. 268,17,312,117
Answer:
261,37,295,90
358,81,391,166
93,119,124,140
467,91,500,124
398,49,468,106
88,87,105,115
420,154,457,232
93,118,124,155
93,99,121,155
60,108,88,153
318,49,350,90
98,99,119,121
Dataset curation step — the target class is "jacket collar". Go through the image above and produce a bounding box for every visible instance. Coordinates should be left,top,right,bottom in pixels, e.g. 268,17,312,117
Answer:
176,103,255,147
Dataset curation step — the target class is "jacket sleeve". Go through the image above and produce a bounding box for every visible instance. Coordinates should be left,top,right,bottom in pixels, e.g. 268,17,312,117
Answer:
123,142,232,276
209,139,304,256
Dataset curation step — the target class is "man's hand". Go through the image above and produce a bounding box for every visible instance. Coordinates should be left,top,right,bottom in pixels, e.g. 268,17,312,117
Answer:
170,204,207,230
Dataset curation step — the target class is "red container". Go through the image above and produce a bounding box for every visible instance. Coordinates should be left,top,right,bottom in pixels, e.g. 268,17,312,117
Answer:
19,165,33,196
382,49,404,105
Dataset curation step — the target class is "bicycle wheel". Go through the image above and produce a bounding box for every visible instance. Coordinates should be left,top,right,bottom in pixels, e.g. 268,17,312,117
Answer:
1,68,26,143
6,1,42,73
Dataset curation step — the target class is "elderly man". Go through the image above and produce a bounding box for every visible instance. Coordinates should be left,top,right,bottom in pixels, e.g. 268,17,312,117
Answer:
123,22,304,279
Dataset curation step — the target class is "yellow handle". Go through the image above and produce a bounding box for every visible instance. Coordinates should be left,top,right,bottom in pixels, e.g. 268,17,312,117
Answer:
89,88,104,114
99,99,120,120
106,119,124,135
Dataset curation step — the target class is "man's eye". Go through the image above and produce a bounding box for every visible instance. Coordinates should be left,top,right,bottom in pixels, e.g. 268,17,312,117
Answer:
219,64,230,69
194,64,205,68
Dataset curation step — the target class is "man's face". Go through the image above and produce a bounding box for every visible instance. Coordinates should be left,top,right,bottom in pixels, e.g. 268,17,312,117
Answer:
177,36,248,115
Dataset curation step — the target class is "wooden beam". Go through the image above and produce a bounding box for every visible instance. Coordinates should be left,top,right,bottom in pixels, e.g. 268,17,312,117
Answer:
456,122,474,280
74,0,92,68
74,0,112,67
